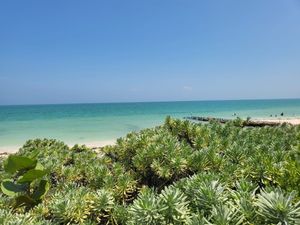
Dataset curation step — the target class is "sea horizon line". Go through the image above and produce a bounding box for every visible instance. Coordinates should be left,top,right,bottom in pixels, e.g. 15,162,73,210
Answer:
1,97,300,107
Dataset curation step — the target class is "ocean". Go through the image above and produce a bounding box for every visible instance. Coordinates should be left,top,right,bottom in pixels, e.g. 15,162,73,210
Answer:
0,99,300,150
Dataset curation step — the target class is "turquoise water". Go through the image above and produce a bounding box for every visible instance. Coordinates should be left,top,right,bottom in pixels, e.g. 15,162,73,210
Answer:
0,99,300,148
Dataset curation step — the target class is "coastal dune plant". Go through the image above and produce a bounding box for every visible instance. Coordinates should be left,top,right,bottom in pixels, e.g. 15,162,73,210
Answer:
158,185,191,224
131,130,192,185
89,189,115,223
182,174,228,215
48,184,116,224
129,188,162,225
0,208,51,225
0,117,300,224
1,155,49,210
207,203,241,225
129,185,191,225
255,189,300,224
48,185,93,224
230,180,258,224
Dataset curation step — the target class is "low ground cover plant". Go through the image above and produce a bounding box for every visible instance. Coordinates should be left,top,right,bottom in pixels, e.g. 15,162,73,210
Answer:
1,117,300,224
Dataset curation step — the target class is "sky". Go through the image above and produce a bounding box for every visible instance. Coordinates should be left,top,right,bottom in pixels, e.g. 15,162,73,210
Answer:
0,0,300,105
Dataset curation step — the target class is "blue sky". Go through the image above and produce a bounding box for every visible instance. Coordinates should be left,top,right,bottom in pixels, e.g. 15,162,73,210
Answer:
0,0,300,105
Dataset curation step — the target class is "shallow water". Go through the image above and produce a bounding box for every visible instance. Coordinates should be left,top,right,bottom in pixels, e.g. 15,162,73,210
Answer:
0,99,300,148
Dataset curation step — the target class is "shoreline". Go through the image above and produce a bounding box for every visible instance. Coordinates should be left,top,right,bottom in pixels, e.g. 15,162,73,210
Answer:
1,117,300,155
251,117,300,125
0,139,116,155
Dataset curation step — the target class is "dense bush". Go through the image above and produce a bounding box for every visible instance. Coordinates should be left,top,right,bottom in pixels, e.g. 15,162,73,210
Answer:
1,117,300,224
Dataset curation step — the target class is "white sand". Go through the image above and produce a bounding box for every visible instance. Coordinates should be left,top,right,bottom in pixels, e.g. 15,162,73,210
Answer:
252,118,300,125
0,146,20,154
66,140,116,149
0,139,116,154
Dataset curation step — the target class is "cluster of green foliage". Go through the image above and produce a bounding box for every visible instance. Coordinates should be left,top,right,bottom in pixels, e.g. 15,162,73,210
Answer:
1,155,50,209
1,116,300,224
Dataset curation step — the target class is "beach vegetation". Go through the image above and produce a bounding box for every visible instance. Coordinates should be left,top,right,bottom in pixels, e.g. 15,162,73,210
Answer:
1,117,300,224
1,155,50,210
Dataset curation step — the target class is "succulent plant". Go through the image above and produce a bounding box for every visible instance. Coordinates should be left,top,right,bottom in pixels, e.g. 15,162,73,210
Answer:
255,189,300,224
129,188,162,225
1,117,300,224
0,208,51,225
158,185,191,224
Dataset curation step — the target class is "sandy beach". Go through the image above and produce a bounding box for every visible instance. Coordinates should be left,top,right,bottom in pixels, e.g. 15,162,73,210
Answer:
0,139,116,155
251,118,300,125
66,140,116,149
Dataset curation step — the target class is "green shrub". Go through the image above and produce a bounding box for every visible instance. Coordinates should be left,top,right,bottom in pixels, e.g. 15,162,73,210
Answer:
158,185,191,224
129,188,162,225
1,117,300,224
255,189,300,224
49,185,92,224
1,155,49,210
0,208,51,225
181,174,227,215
